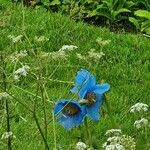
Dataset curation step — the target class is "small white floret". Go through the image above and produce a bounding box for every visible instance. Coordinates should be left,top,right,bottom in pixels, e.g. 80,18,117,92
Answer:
14,65,30,80
8,35,23,43
59,45,78,52
1,131,15,139
75,141,87,150
130,102,149,113
134,118,149,129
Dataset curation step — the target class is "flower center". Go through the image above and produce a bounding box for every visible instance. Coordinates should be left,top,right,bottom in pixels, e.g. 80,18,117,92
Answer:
85,92,96,106
63,103,79,115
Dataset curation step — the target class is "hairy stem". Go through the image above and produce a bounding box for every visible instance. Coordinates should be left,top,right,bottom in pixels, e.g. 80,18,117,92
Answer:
1,52,12,150
33,113,50,150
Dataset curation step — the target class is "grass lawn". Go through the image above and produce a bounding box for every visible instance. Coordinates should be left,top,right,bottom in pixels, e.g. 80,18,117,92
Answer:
0,1,150,150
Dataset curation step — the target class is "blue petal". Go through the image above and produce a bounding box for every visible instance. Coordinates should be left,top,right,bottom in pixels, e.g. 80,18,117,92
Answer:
57,111,85,129
85,94,103,121
71,69,96,98
91,83,110,95
76,69,96,87
53,99,67,114
54,99,84,114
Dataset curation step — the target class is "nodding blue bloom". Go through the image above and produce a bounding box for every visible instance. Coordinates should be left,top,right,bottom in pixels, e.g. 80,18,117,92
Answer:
53,99,86,129
71,69,110,121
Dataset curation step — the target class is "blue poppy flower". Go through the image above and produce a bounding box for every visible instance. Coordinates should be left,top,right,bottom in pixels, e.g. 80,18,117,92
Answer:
70,69,110,121
53,99,86,129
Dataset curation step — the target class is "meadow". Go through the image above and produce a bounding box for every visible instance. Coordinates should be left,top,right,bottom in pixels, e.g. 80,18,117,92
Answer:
0,1,150,150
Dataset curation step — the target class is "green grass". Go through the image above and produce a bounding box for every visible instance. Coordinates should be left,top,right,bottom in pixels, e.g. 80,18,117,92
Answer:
0,1,150,150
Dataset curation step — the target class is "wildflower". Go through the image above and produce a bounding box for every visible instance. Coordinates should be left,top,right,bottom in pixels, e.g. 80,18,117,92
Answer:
76,50,105,62
35,36,49,42
134,118,149,129
53,99,86,129
105,129,122,137
1,131,15,139
14,65,30,80
0,92,12,101
75,141,87,150
50,51,67,60
107,136,121,143
88,49,105,61
130,102,149,113
71,69,110,121
120,135,136,150
96,37,111,46
10,50,28,62
76,53,86,60
8,35,23,43
103,135,135,150
58,45,78,52
104,143,124,150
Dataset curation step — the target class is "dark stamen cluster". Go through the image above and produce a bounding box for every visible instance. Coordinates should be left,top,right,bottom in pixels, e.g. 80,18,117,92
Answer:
63,103,79,115
85,92,96,106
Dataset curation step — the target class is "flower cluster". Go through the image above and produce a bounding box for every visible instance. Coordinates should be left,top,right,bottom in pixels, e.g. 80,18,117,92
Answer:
103,129,136,150
35,36,49,42
130,102,149,113
1,131,15,140
96,37,111,46
40,45,77,60
134,118,149,129
10,50,28,62
53,69,110,129
58,45,78,52
75,141,87,150
14,65,30,81
8,35,23,43
105,129,122,137
76,49,105,62
130,102,149,129
0,92,12,101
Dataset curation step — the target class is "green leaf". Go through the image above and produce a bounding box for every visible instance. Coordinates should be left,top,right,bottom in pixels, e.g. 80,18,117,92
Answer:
141,20,150,31
50,0,61,6
113,8,131,18
129,17,140,29
135,10,150,20
145,27,150,34
126,1,135,8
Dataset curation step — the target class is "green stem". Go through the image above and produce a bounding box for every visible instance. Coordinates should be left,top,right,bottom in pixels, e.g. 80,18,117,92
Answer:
52,113,57,150
1,52,12,150
84,118,92,148
40,85,48,150
33,113,50,150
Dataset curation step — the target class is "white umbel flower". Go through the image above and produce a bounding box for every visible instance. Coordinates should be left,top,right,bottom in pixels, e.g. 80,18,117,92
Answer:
14,65,30,80
1,132,15,139
0,92,12,101
8,35,23,43
105,129,122,137
75,141,87,150
58,45,78,52
96,37,111,46
134,118,149,129
105,144,124,150
10,50,28,62
35,36,49,42
88,49,105,60
130,102,149,113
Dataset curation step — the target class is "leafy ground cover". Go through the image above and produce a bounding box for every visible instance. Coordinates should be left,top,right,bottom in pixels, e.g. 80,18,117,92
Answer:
0,1,150,150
